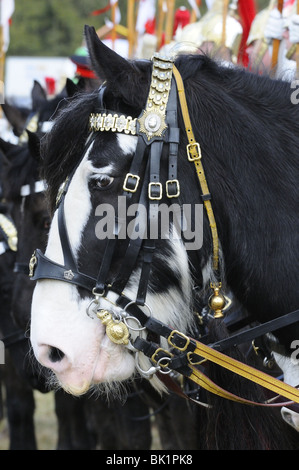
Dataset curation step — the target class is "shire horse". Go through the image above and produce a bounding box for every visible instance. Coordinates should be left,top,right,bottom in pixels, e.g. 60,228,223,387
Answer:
0,85,178,450
30,26,299,450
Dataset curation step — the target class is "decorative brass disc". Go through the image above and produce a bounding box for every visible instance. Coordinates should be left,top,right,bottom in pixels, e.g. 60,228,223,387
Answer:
138,53,174,141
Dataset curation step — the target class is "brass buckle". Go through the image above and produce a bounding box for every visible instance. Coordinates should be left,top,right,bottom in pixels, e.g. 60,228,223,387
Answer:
187,351,207,366
29,251,37,277
187,142,201,161
148,182,162,200
168,330,190,351
166,179,180,198
123,173,140,193
151,348,173,368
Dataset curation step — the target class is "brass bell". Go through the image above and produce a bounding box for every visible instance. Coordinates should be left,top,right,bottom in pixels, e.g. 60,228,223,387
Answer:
97,309,129,345
209,283,226,318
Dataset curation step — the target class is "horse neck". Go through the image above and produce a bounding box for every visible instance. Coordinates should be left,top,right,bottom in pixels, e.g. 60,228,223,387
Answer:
181,74,298,321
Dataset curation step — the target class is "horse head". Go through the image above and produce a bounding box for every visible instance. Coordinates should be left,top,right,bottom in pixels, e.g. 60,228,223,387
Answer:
30,25,299,405
29,27,200,396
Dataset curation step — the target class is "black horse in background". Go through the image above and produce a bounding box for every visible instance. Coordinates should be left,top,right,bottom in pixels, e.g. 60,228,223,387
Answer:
0,82,100,449
28,26,299,450
1,79,70,140
0,180,38,449
0,133,99,449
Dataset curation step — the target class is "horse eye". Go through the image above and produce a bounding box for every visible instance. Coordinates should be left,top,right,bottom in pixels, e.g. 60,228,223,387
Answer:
94,174,114,190
44,218,51,230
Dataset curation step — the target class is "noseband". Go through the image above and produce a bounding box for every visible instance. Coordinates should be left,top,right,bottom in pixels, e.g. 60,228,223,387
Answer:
29,54,299,406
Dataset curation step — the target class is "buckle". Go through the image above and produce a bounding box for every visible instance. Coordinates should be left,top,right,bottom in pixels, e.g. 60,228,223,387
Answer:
148,182,162,200
166,179,180,198
168,330,190,351
151,348,173,368
187,351,207,366
187,142,201,161
29,251,37,277
123,173,140,193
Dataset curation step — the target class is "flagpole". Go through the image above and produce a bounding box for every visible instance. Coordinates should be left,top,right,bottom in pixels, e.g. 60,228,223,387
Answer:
190,0,201,23
221,0,229,47
0,0,4,109
271,0,284,70
165,0,175,44
111,1,117,50
127,0,135,58
296,0,299,78
157,0,166,50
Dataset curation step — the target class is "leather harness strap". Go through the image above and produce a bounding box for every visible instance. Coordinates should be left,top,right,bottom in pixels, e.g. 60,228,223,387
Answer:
172,65,220,274
211,308,299,352
168,65,299,405
188,339,299,405
115,295,299,405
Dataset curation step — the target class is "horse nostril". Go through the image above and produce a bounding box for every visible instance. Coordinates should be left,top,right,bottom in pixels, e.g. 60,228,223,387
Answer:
48,346,65,362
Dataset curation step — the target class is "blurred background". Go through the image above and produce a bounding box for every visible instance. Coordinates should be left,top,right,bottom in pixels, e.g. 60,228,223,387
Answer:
7,0,268,57
0,0,275,107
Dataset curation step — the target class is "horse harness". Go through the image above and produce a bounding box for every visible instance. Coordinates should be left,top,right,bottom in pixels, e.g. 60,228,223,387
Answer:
0,210,27,349
0,178,46,349
29,54,299,407
0,113,51,351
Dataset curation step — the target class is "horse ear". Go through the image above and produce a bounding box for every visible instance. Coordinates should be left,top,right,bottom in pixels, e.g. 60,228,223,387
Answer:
84,25,133,82
1,102,30,137
27,130,41,161
84,25,148,108
32,80,47,111
65,78,79,97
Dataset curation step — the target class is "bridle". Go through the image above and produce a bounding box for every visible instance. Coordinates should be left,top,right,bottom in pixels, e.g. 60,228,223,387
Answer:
29,54,192,305
29,54,299,407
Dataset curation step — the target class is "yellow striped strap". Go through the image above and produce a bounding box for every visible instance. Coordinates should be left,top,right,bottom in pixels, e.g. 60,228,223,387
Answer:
170,66,299,404
188,339,299,405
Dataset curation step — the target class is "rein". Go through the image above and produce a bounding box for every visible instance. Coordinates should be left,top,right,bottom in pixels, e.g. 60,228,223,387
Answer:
29,54,299,406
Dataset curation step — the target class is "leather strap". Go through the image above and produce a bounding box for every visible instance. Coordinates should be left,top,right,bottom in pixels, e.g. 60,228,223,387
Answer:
14,262,30,275
188,339,299,404
172,65,219,274
212,308,299,352
117,295,299,405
